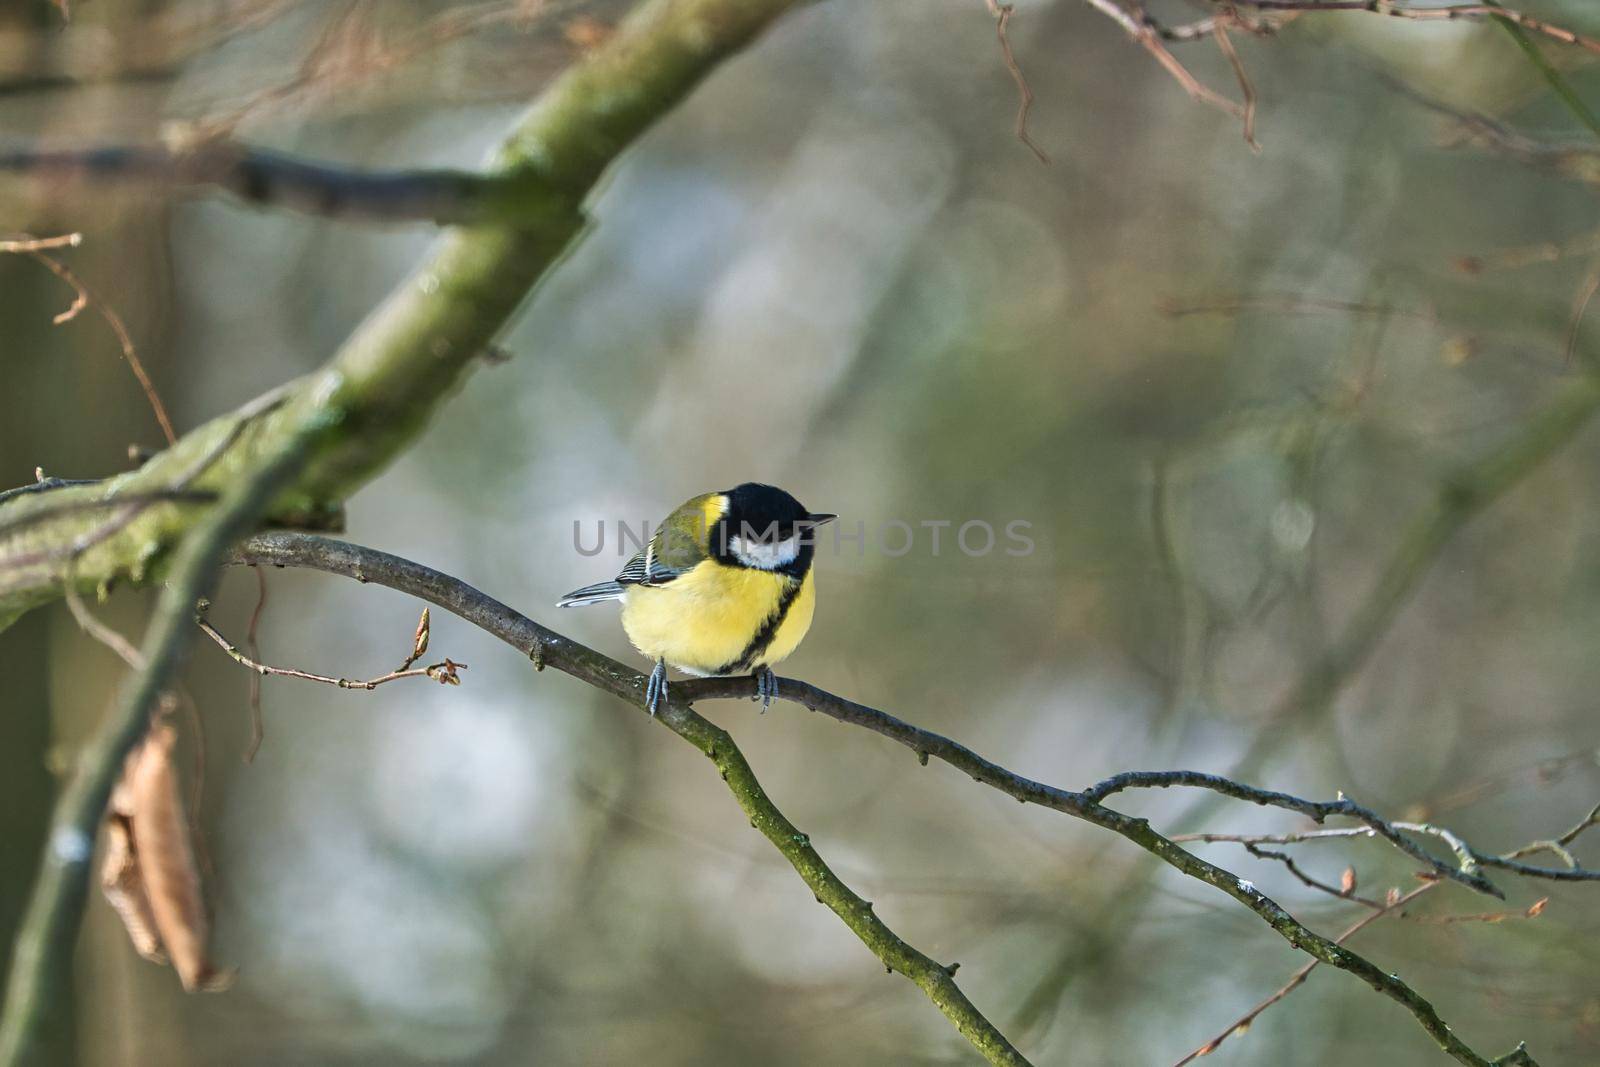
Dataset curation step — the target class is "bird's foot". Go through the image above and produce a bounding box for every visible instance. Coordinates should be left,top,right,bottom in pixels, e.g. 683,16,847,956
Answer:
645,660,668,717
753,668,778,713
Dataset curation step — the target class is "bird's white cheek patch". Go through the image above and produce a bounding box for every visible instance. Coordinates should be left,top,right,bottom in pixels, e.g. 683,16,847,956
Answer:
729,535,800,570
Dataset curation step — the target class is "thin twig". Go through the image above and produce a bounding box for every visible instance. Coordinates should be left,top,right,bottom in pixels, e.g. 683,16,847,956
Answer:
1083,770,1510,896
1563,259,1600,368
1139,24,1245,119
1420,747,1600,818
0,390,284,580
1213,18,1260,151
1174,816,1600,883
1075,0,1245,123
190,0,583,136
194,617,464,690
1173,881,1440,1065
243,567,269,763
1547,800,1600,849
0,233,81,254
1160,15,1223,40
1501,801,1600,867
1177,827,1380,844
1390,77,1600,191
1178,818,1563,1063
1401,897,1548,924
62,578,144,671
0,478,100,509
1219,370,1600,787
1242,843,1387,909
983,0,1050,163
22,251,176,445
1232,2,1600,56
1159,7,1290,40
1481,0,1600,142
1160,293,1438,322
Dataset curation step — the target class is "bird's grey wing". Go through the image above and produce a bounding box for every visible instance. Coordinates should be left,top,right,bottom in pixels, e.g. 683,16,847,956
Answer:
616,521,699,587
560,509,701,606
615,545,684,587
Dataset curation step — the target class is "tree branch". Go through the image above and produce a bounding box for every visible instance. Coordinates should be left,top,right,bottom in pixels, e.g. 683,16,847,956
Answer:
1082,770,1600,888
1173,881,1440,1065
230,534,1031,1066
0,0,818,1057
0,438,311,1066
1229,3,1600,57
0,141,534,226
231,532,1559,1067
0,0,816,634
193,615,465,689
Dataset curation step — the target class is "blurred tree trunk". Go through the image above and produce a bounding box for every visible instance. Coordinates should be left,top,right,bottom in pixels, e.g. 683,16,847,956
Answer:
2,1,180,1058
0,614,58,1064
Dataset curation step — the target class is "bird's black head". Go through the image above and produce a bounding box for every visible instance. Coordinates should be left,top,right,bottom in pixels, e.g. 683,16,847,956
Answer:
713,482,835,575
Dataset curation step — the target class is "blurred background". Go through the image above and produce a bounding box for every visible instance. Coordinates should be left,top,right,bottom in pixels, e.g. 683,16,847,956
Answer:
3,0,1600,1063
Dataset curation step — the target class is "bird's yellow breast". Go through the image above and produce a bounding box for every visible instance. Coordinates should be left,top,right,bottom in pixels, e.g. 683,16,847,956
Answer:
620,563,815,676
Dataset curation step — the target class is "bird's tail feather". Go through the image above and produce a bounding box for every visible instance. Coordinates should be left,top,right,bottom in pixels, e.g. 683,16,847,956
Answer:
557,581,626,608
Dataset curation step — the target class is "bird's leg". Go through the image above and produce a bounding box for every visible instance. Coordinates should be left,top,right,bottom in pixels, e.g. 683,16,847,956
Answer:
645,659,668,716
753,667,778,713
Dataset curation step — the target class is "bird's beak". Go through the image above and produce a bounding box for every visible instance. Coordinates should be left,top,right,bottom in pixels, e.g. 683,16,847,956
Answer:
806,513,837,526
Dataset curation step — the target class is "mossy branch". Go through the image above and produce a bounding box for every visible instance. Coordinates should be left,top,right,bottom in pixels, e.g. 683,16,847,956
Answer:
0,0,815,633
0,0,813,1059
0,439,313,1065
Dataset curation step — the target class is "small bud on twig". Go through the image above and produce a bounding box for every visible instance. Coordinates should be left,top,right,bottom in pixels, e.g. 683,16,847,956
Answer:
408,608,431,668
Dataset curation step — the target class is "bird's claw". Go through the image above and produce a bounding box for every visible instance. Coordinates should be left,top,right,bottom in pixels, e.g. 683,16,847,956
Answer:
645,660,668,717
753,668,778,713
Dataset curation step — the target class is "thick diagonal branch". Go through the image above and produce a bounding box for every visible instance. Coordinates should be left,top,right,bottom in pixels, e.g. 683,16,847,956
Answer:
0,0,816,633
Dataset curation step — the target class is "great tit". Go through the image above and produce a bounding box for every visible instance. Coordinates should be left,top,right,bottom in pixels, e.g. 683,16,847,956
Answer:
559,483,835,715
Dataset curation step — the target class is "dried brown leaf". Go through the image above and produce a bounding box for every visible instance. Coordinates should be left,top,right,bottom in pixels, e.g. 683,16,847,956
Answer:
1526,897,1549,917
125,723,229,992
100,814,167,965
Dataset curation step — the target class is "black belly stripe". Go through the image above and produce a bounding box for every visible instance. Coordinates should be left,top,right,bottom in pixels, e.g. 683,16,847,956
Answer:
716,578,803,676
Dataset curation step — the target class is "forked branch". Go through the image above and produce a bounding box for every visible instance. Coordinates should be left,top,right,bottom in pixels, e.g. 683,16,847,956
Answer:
232,532,1572,1067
